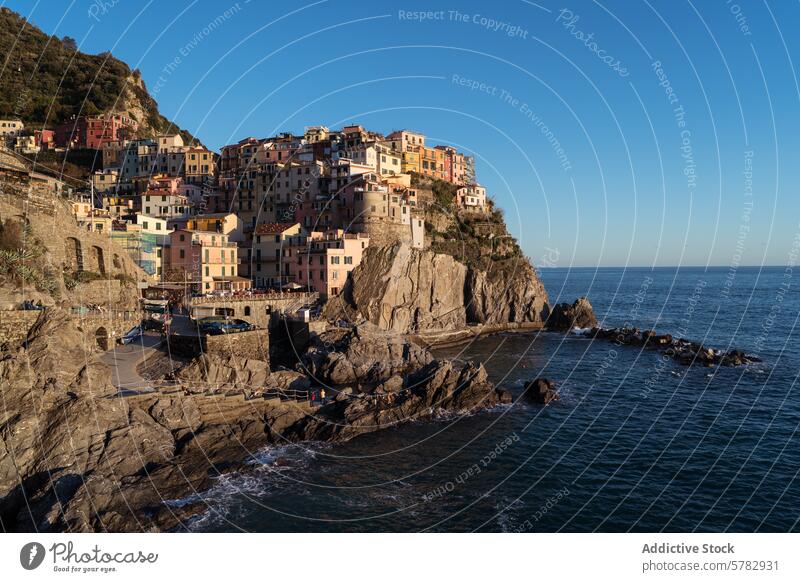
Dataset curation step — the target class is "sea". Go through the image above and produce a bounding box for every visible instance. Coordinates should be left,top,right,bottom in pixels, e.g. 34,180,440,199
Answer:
182,266,800,532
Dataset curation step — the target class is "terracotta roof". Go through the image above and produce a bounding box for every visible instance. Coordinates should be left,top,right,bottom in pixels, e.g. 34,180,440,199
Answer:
254,222,299,234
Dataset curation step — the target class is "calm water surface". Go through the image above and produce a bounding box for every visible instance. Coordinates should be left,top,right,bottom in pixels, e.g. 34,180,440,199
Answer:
186,267,800,532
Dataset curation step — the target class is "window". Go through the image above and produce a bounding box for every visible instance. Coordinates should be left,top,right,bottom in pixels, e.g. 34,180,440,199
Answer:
244,306,251,316
344,256,353,265
331,256,340,264
179,249,185,259
332,271,338,280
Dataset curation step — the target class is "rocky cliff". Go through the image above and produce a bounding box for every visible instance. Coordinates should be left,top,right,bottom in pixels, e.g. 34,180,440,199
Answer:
326,241,549,334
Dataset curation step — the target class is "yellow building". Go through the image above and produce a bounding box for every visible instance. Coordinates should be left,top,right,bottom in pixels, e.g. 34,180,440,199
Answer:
401,150,421,174
184,147,215,184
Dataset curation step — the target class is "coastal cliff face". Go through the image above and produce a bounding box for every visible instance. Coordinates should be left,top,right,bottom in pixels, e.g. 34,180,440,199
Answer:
326,242,549,334
328,243,468,332
466,259,549,325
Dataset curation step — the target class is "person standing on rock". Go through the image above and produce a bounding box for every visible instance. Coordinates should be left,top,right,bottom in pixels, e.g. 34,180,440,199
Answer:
320,388,327,404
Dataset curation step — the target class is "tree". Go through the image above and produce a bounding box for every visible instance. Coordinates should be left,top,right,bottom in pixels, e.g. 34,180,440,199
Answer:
62,36,77,52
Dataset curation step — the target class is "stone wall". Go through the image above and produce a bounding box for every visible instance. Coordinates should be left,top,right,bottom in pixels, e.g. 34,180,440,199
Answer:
167,329,270,365
0,309,137,351
0,175,147,309
206,329,270,361
189,293,317,328
72,312,140,350
356,220,414,248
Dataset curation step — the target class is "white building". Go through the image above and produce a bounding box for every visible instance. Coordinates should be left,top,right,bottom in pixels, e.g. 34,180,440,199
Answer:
0,119,24,137
456,184,488,211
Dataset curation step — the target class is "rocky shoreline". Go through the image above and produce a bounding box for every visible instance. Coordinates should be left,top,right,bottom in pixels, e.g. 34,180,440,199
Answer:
0,291,763,532
0,311,510,532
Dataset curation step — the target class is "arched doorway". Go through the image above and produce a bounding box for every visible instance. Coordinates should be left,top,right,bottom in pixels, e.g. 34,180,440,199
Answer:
65,237,83,271
95,327,109,351
92,246,105,275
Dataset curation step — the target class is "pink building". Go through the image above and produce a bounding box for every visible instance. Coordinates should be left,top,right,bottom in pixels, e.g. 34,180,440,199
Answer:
294,229,369,297
168,229,249,293
54,113,138,150
35,129,55,150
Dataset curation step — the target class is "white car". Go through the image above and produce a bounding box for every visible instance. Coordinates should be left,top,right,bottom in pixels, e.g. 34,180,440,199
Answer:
120,326,143,345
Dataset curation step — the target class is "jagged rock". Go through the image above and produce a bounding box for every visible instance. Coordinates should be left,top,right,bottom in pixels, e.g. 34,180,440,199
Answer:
374,376,404,394
326,243,467,332
304,322,433,387
175,353,312,395
497,389,513,404
177,353,271,388
523,378,559,405
547,297,598,331
465,262,549,325
325,242,549,333
288,359,504,442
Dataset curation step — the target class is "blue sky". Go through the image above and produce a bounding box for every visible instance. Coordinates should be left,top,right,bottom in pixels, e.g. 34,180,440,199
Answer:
5,0,800,267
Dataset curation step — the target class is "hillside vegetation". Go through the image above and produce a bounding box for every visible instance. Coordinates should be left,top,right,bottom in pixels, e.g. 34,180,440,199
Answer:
0,7,196,143
411,173,522,271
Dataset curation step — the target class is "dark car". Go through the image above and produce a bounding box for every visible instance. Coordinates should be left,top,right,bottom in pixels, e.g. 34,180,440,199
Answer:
198,318,253,335
222,318,253,333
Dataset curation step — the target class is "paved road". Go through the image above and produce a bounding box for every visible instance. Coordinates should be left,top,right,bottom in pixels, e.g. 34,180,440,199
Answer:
99,332,163,393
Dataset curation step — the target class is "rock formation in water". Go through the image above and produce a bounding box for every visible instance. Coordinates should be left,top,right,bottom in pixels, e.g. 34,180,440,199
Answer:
547,297,598,331
523,378,559,405
303,322,434,385
288,359,510,442
326,242,550,333
585,327,761,367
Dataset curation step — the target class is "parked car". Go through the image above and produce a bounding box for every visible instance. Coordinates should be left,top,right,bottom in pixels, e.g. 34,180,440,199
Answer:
198,318,253,335
222,319,253,333
120,325,143,345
